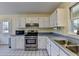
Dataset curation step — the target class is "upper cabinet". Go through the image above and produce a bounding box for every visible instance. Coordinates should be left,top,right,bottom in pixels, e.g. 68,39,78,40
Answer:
31,16,39,23
39,17,50,28
50,11,57,27
26,16,32,23
19,17,26,28
11,16,50,33
25,16,39,23
15,17,26,29
50,8,66,27
25,16,50,28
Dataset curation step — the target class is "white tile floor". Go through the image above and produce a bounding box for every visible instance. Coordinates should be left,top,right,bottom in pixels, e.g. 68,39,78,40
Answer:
0,45,48,56
0,49,48,56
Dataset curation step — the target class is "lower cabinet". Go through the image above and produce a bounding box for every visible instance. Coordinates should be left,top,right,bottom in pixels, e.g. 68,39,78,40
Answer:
47,39,68,56
47,39,51,56
38,36,47,49
50,41,60,56
11,37,16,49
15,36,24,49
11,36,24,49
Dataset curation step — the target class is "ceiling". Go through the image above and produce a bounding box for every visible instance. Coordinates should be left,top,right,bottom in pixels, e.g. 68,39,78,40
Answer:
0,2,61,14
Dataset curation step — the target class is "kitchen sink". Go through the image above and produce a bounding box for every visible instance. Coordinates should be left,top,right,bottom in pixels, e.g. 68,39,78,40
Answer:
54,40,79,55
66,45,79,55
54,40,73,45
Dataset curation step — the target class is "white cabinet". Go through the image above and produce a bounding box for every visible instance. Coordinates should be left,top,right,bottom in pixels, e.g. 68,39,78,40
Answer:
31,16,39,23
50,8,65,27
15,36,24,49
47,38,51,56
25,16,50,28
14,17,26,29
38,17,44,28
25,16,38,23
19,17,26,28
11,37,16,49
43,17,50,27
26,16,32,23
50,41,60,56
15,36,21,49
46,38,68,56
39,17,50,28
38,36,47,49
11,36,24,49
50,11,57,27
15,17,20,29
56,9,65,26
47,39,60,56
50,15,54,27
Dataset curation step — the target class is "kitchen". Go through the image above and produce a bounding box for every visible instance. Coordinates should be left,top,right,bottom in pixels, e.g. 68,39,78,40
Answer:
0,2,79,56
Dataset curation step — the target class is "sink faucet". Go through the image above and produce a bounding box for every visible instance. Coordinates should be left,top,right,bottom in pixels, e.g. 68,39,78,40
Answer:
64,40,68,47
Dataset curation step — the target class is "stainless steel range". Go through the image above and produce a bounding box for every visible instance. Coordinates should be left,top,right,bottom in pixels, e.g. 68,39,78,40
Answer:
24,30,38,51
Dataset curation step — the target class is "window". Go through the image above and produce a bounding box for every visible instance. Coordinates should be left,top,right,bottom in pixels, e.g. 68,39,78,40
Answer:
3,21,9,33
70,3,79,34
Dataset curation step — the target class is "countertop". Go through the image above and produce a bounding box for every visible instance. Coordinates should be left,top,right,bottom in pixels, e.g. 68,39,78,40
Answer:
10,35,24,37
39,33,77,56
54,32,79,39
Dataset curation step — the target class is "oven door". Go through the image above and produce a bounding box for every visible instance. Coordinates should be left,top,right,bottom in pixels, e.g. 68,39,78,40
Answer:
25,39,36,44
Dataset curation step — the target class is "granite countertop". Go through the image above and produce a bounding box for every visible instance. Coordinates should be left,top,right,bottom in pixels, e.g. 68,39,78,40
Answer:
39,33,77,56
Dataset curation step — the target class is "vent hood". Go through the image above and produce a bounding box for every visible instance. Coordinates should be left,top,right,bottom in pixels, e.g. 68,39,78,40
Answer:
25,23,39,27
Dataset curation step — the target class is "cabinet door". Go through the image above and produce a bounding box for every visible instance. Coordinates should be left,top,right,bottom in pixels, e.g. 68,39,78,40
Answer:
50,8,66,27
43,17,50,28
39,17,44,28
15,37,20,49
39,17,49,28
60,49,68,56
15,17,26,29
26,16,32,23
38,36,47,49
50,14,54,27
11,37,16,49
50,41,60,56
19,36,24,49
15,36,24,49
50,11,57,27
47,39,51,56
19,17,25,28
50,44,54,56
31,16,39,23
15,17,20,29
52,10,57,27
57,9,65,26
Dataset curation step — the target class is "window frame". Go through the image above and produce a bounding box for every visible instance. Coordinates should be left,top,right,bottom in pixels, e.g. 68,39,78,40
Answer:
70,2,79,33
2,21,9,34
